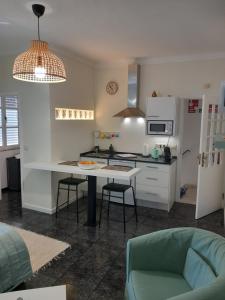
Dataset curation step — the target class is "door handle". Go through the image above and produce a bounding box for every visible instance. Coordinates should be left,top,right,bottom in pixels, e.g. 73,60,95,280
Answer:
146,166,158,169
200,152,208,167
146,177,158,181
145,192,158,196
202,152,205,167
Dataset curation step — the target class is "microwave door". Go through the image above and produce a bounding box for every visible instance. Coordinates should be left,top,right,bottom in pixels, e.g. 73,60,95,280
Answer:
150,123,166,133
147,120,172,136
147,121,165,135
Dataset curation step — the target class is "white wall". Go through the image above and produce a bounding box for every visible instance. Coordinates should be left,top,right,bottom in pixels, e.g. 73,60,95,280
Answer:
0,54,95,213
94,66,177,153
94,58,225,153
0,55,52,212
141,59,225,99
49,55,95,208
2,55,52,210
50,56,95,161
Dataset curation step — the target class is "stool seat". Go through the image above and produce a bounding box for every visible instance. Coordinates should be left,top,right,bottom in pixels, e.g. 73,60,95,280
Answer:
103,182,131,192
99,180,138,233
59,177,86,186
56,176,87,222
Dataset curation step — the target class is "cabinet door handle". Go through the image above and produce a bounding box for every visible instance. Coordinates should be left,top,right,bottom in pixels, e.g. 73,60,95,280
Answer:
146,166,158,169
148,115,160,118
145,192,158,196
146,177,158,181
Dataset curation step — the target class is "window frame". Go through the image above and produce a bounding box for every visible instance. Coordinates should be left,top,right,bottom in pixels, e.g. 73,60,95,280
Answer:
0,94,20,151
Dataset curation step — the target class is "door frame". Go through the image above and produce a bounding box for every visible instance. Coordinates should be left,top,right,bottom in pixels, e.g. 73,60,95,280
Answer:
176,96,202,204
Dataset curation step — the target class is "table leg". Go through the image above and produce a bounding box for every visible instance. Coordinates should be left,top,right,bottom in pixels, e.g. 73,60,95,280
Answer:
85,175,97,226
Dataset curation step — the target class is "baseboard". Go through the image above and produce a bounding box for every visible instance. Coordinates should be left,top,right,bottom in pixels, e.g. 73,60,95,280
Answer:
22,194,83,215
22,202,55,215
23,194,164,215
137,199,168,211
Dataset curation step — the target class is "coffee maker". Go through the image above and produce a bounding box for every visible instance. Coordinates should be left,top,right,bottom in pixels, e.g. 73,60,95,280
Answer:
164,146,171,163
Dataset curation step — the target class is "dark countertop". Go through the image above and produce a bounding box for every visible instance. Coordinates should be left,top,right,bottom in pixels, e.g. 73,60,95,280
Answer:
80,151,177,165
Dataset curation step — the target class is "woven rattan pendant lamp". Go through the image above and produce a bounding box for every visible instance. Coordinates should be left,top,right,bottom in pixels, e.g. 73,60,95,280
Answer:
13,4,66,83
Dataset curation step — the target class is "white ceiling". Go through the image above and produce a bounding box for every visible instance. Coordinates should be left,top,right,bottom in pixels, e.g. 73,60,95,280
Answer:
1,0,225,63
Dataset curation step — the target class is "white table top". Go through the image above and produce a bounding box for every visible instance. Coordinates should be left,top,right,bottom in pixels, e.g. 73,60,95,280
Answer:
24,161,140,180
0,285,66,300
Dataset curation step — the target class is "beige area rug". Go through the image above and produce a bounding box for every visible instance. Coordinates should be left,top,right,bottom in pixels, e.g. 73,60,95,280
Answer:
14,227,70,273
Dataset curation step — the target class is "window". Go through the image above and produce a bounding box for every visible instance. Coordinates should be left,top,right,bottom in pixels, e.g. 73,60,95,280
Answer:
0,96,19,148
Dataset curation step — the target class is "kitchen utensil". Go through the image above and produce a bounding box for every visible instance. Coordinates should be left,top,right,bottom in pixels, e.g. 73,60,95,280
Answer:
94,131,100,138
78,161,97,170
164,146,171,163
142,144,149,157
109,144,114,156
94,145,99,153
117,153,137,158
58,161,78,166
150,147,161,159
102,165,132,172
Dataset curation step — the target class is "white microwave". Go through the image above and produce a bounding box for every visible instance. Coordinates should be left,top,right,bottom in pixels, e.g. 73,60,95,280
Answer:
146,120,174,136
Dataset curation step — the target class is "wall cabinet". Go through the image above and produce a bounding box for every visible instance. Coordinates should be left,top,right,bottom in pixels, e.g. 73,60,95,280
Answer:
146,97,178,120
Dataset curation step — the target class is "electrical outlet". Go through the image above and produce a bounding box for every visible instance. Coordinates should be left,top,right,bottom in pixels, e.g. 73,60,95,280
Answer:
203,83,211,89
170,145,177,151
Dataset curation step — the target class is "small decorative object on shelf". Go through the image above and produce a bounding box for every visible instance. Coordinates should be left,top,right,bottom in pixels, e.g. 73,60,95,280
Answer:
106,81,119,95
55,108,94,120
152,91,157,97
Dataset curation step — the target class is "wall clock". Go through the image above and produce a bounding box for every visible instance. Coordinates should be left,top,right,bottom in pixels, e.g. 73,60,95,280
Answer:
106,81,119,95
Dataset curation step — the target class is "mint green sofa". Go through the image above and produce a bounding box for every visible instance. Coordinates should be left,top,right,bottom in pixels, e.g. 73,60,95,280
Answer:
125,228,225,300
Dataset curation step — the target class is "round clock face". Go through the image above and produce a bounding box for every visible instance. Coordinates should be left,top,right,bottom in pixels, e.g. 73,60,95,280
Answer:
106,81,119,95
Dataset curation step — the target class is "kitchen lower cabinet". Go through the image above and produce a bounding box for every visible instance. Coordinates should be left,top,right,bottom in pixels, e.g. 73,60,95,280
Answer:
136,162,176,212
80,153,177,211
79,157,107,193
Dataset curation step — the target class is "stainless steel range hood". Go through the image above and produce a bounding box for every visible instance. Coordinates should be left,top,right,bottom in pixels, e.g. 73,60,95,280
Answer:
113,64,145,118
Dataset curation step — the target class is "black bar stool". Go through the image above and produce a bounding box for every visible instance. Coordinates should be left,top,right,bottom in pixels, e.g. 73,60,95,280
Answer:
99,180,138,232
55,176,87,222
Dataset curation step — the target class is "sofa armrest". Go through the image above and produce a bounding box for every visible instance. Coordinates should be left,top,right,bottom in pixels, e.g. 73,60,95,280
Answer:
167,278,225,300
126,228,193,280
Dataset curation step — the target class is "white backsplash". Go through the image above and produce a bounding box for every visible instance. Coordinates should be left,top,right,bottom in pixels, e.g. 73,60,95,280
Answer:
95,118,178,156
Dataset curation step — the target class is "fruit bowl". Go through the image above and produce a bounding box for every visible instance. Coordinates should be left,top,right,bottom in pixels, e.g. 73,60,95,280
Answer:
78,161,97,170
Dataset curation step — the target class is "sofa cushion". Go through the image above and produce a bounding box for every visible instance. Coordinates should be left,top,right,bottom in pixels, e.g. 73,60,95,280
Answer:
127,270,191,300
183,247,216,289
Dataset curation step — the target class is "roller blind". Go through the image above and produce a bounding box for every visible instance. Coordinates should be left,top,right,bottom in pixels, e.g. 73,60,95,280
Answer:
0,96,19,148
0,97,2,147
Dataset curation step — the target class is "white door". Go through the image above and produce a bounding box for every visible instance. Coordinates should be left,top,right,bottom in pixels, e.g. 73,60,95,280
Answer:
195,95,225,219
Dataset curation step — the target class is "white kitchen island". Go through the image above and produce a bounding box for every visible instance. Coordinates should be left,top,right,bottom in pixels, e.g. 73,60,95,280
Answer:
24,161,140,226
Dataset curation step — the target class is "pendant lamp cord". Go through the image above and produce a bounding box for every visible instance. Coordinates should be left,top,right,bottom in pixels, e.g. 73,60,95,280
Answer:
37,16,40,40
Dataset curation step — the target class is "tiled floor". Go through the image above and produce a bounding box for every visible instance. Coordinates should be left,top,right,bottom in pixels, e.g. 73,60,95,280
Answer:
178,185,197,205
0,190,224,300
